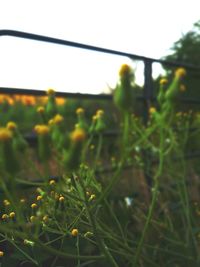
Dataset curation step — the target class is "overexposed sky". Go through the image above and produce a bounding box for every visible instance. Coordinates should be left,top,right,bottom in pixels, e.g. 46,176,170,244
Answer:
0,0,199,94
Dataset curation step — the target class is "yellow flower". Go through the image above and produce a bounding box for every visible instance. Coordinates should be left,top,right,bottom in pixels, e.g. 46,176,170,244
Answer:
0,251,4,257
48,119,54,126
71,228,78,237
0,128,13,141
76,108,84,115
30,216,36,222
59,196,65,202
36,195,43,201
42,215,49,223
37,106,45,113
92,115,98,121
159,78,168,85
149,107,156,114
47,88,55,96
34,124,50,135
6,121,17,131
56,97,65,105
2,214,8,220
71,128,86,143
3,199,10,206
31,203,37,209
49,179,56,185
175,68,186,78
119,64,131,77
96,109,104,117
9,212,15,219
53,114,64,124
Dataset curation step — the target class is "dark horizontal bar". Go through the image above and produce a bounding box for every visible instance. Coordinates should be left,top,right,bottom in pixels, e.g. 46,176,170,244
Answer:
0,29,200,70
0,87,113,100
149,96,200,105
1,87,200,105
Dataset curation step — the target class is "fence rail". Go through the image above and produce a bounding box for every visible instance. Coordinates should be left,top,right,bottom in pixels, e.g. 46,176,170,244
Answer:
0,29,200,187
0,29,200,101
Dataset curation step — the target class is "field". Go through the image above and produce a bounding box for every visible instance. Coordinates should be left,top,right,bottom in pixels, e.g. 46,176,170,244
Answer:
0,65,200,267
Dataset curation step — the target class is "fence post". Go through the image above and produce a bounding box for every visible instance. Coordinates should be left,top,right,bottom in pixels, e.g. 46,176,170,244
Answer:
143,59,153,124
143,59,154,187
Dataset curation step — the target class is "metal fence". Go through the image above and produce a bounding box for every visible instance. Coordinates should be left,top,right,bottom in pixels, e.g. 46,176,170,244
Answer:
1,29,200,190
0,29,200,103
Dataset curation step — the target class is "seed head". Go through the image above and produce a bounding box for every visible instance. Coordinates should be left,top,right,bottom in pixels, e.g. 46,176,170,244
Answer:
71,228,78,237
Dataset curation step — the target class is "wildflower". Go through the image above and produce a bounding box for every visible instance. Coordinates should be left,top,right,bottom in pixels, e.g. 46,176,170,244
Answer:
2,214,8,220
9,212,15,219
53,114,64,124
48,119,54,126
159,78,168,85
42,215,49,223
175,67,186,78
20,198,26,203
30,216,36,222
114,64,135,111
37,106,45,113
63,128,86,170
96,109,104,117
71,128,86,143
76,108,88,131
49,179,56,185
0,251,4,257
31,203,37,209
6,121,17,131
76,107,84,115
36,195,43,201
3,199,10,206
149,107,156,114
71,228,78,237
59,196,65,202
0,128,12,141
47,88,55,96
56,97,65,105
34,125,51,161
34,124,50,135
92,115,98,121
95,110,106,133
119,64,132,77
21,95,36,106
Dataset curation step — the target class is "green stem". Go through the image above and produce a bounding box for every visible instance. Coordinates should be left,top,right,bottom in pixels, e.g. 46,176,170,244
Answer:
78,178,119,267
133,127,165,266
94,134,103,170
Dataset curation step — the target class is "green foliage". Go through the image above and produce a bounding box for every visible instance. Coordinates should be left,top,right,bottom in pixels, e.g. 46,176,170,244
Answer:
0,66,200,266
163,20,200,104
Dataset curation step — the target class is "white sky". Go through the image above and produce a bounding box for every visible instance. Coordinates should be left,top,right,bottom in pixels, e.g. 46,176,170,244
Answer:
0,0,199,94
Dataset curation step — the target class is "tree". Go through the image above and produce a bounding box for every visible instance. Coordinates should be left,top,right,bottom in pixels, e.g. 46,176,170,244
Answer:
162,20,200,105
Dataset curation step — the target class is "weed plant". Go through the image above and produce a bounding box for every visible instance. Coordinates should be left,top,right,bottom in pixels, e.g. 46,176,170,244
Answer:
0,66,199,266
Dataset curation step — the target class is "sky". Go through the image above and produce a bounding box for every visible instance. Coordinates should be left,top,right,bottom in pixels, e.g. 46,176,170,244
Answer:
0,0,199,94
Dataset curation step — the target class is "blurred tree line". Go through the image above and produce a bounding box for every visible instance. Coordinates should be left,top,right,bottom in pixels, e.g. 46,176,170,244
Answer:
159,20,200,110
